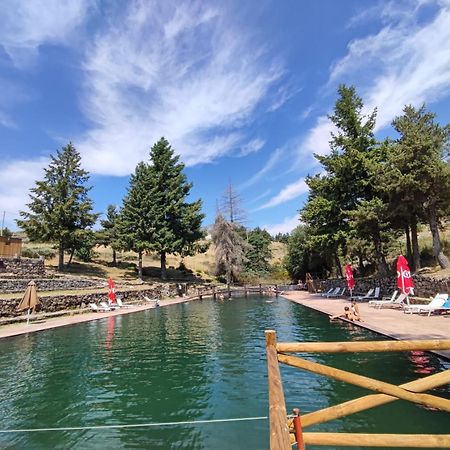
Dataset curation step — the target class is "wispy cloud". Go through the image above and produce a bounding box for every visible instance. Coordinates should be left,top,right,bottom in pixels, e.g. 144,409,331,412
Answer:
0,158,48,228
78,1,284,175
239,138,265,157
263,214,301,235
267,84,302,112
257,178,308,210
0,0,93,67
239,147,284,190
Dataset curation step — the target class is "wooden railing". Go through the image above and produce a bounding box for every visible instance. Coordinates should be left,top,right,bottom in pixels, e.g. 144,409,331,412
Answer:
188,284,301,300
265,330,450,449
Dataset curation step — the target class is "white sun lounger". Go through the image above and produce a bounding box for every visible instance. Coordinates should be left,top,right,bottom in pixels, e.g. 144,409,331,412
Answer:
99,301,113,311
369,292,409,309
116,298,132,308
89,303,111,312
324,287,340,298
404,294,449,316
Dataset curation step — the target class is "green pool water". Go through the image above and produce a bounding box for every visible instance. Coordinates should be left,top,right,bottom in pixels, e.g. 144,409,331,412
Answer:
0,296,448,450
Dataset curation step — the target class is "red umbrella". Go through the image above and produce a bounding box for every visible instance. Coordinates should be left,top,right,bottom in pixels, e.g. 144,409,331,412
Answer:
345,264,355,296
108,278,117,305
397,255,414,295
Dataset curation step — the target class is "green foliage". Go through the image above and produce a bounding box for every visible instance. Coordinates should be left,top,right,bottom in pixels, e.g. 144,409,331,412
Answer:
1,227,13,238
117,137,206,279
273,232,289,243
16,143,98,270
243,227,272,275
22,246,57,259
96,204,120,264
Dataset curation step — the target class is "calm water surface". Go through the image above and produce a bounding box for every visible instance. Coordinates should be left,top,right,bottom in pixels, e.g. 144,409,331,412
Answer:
0,297,448,449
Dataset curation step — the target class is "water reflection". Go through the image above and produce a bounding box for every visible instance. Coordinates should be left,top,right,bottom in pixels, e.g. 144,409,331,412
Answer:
0,297,448,449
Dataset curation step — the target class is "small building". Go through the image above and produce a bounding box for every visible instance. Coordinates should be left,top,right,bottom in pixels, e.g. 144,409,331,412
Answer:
0,236,23,258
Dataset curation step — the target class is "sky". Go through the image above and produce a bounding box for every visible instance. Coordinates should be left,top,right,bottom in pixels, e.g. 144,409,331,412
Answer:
1,0,450,235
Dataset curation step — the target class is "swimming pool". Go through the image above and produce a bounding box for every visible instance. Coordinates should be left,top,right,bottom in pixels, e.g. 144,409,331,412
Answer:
0,296,448,449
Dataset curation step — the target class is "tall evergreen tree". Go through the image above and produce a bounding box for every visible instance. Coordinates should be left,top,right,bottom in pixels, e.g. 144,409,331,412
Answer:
116,162,153,280
17,143,97,271
97,204,120,265
389,105,450,268
117,138,205,280
243,227,272,275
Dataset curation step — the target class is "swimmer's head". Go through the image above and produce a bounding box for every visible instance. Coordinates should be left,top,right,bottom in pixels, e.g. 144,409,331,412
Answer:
344,306,350,311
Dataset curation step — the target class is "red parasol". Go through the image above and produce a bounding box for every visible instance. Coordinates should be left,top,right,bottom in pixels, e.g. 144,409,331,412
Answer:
345,264,355,294
108,278,117,305
396,255,414,295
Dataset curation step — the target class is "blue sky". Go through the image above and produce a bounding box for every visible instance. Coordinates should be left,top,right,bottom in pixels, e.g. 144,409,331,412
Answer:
1,0,450,234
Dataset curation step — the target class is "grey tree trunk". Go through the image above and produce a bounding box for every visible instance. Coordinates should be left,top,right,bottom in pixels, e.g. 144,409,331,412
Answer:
428,204,450,269
160,251,167,280
138,251,143,280
404,224,412,265
373,232,388,277
335,253,343,278
58,244,64,271
67,248,75,266
112,249,117,266
410,216,421,271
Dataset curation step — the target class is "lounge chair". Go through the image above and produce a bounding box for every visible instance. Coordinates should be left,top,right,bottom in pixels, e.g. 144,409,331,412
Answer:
321,288,334,297
99,301,112,311
89,303,111,312
327,287,346,298
116,298,132,308
404,294,449,317
323,287,340,298
369,292,409,309
144,296,161,306
353,288,374,301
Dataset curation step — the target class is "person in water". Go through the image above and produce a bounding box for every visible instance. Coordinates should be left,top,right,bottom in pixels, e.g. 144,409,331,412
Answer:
330,306,354,321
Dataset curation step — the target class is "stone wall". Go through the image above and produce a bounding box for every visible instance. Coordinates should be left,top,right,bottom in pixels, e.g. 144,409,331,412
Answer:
0,283,180,318
0,258,45,277
320,275,450,298
0,277,104,293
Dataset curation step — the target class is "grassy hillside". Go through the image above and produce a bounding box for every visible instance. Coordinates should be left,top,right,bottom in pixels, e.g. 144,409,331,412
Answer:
21,239,288,283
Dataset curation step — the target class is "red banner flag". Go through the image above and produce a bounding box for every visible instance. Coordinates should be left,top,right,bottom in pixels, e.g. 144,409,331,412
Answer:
108,277,117,304
396,255,414,295
345,264,355,291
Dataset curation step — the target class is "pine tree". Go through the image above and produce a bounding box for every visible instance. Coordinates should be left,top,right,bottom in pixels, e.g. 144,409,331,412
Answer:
389,105,450,268
147,137,206,279
97,204,120,265
117,138,205,280
116,162,154,280
17,143,97,271
243,227,272,275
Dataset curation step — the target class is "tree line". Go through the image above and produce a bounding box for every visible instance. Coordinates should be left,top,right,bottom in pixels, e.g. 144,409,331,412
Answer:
18,138,206,280
286,85,450,281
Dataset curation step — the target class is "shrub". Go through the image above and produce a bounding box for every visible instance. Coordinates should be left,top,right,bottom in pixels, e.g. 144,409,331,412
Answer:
22,247,57,259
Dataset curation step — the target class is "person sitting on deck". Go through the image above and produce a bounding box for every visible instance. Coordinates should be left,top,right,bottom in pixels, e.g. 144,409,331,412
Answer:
350,299,363,321
329,306,354,321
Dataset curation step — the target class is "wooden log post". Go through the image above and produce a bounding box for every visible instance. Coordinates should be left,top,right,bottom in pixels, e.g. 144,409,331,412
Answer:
265,330,291,450
227,283,231,298
198,288,203,300
259,283,263,295
275,285,278,296
245,284,248,298
212,286,216,299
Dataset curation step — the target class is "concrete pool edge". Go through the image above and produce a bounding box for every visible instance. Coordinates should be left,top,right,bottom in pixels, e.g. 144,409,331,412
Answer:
283,292,450,360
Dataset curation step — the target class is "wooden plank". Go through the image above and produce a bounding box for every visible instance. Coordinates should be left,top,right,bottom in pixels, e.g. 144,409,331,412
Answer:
277,340,450,353
301,369,450,427
303,433,450,447
278,354,450,412
265,330,291,450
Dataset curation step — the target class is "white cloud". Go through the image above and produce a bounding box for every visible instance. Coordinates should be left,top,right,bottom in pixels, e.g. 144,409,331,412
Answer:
257,178,308,210
0,0,93,67
239,147,284,190
267,84,302,112
239,138,265,157
78,1,284,175
264,214,301,235
0,159,48,229
332,2,450,129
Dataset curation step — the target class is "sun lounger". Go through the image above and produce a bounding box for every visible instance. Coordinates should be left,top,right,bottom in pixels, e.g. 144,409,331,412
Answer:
323,287,340,298
404,294,449,316
354,287,380,301
321,288,334,297
369,292,409,309
327,287,346,298
89,303,111,312
144,296,161,306
116,298,132,308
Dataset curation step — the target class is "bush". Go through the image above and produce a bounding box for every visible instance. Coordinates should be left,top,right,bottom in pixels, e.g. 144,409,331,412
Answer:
22,247,57,259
